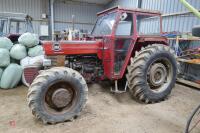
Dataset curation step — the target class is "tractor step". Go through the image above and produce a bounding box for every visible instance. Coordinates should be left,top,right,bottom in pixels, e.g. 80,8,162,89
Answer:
110,80,128,93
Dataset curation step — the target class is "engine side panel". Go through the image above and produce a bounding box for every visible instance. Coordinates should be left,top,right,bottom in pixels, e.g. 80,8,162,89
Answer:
42,41,103,59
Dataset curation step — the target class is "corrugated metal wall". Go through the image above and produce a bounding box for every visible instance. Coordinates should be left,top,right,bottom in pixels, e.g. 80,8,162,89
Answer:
108,0,200,33
142,0,200,32
0,0,48,34
1,0,200,34
141,0,200,14
54,0,104,32
0,0,103,34
108,0,138,8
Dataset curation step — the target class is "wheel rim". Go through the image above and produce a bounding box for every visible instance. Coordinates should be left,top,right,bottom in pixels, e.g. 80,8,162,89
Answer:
44,81,79,114
147,58,173,93
51,88,73,108
149,63,167,87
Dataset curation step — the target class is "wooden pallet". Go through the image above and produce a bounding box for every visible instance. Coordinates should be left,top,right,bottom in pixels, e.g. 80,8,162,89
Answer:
177,58,200,65
177,78,200,89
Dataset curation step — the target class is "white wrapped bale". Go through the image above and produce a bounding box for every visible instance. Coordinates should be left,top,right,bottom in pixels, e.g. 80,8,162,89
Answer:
28,45,44,57
20,55,44,68
0,37,13,50
18,32,39,48
20,56,31,68
0,64,22,89
0,68,3,80
0,68,3,88
0,48,10,67
10,44,27,60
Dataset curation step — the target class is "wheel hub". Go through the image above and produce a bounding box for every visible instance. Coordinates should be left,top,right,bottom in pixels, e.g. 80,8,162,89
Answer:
149,63,167,87
51,88,73,108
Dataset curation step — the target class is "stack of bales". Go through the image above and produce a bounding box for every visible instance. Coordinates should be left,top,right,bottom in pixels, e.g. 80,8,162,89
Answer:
0,33,44,89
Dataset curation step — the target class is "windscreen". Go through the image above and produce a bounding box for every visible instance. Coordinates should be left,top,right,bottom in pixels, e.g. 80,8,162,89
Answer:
92,12,117,36
137,15,161,35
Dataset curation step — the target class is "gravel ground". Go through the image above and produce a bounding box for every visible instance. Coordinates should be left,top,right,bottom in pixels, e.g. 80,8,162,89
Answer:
0,83,200,133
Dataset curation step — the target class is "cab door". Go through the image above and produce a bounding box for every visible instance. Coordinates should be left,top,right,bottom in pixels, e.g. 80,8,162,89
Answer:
113,12,135,78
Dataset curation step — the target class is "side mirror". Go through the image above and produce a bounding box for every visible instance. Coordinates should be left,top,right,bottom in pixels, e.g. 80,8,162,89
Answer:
120,13,128,21
192,25,200,37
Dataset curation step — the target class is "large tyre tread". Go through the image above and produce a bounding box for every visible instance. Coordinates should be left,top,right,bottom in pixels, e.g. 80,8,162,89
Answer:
27,67,88,124
127,44,176,103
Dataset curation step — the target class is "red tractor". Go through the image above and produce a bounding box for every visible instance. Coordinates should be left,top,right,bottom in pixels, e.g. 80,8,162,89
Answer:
25,6,177,124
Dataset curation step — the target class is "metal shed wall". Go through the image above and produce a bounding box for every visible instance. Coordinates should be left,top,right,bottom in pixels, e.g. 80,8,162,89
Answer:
141,0,200,14
141,0,200,32
54,0,104,32
0,0,48,34
108,0,138,8
108,0,200,33
0,0,103,34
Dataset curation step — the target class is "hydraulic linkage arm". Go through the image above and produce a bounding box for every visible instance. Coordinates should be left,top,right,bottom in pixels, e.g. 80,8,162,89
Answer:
180,0,200,19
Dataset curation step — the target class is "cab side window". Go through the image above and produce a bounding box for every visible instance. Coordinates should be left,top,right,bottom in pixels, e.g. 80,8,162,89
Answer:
115,13,133,36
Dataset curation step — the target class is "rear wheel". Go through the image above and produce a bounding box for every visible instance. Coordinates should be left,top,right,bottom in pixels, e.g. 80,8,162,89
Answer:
27,67,88,124
127,44,177,103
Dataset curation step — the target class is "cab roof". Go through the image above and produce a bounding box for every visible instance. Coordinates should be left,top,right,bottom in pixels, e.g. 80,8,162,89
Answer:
97,6,161,16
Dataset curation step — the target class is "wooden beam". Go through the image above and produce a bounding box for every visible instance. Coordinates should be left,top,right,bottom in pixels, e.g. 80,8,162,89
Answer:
162,10,200,17
177,78,200,89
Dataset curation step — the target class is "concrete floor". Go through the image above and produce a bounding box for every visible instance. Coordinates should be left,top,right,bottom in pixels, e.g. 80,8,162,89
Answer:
0,83,200,133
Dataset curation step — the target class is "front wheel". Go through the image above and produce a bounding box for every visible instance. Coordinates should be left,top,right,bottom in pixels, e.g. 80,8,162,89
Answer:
27,67,88,124
127,44,177,103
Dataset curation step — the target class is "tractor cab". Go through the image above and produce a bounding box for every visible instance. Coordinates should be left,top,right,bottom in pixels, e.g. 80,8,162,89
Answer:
92,6,162,37
0,12,33,42
91,6,166,79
